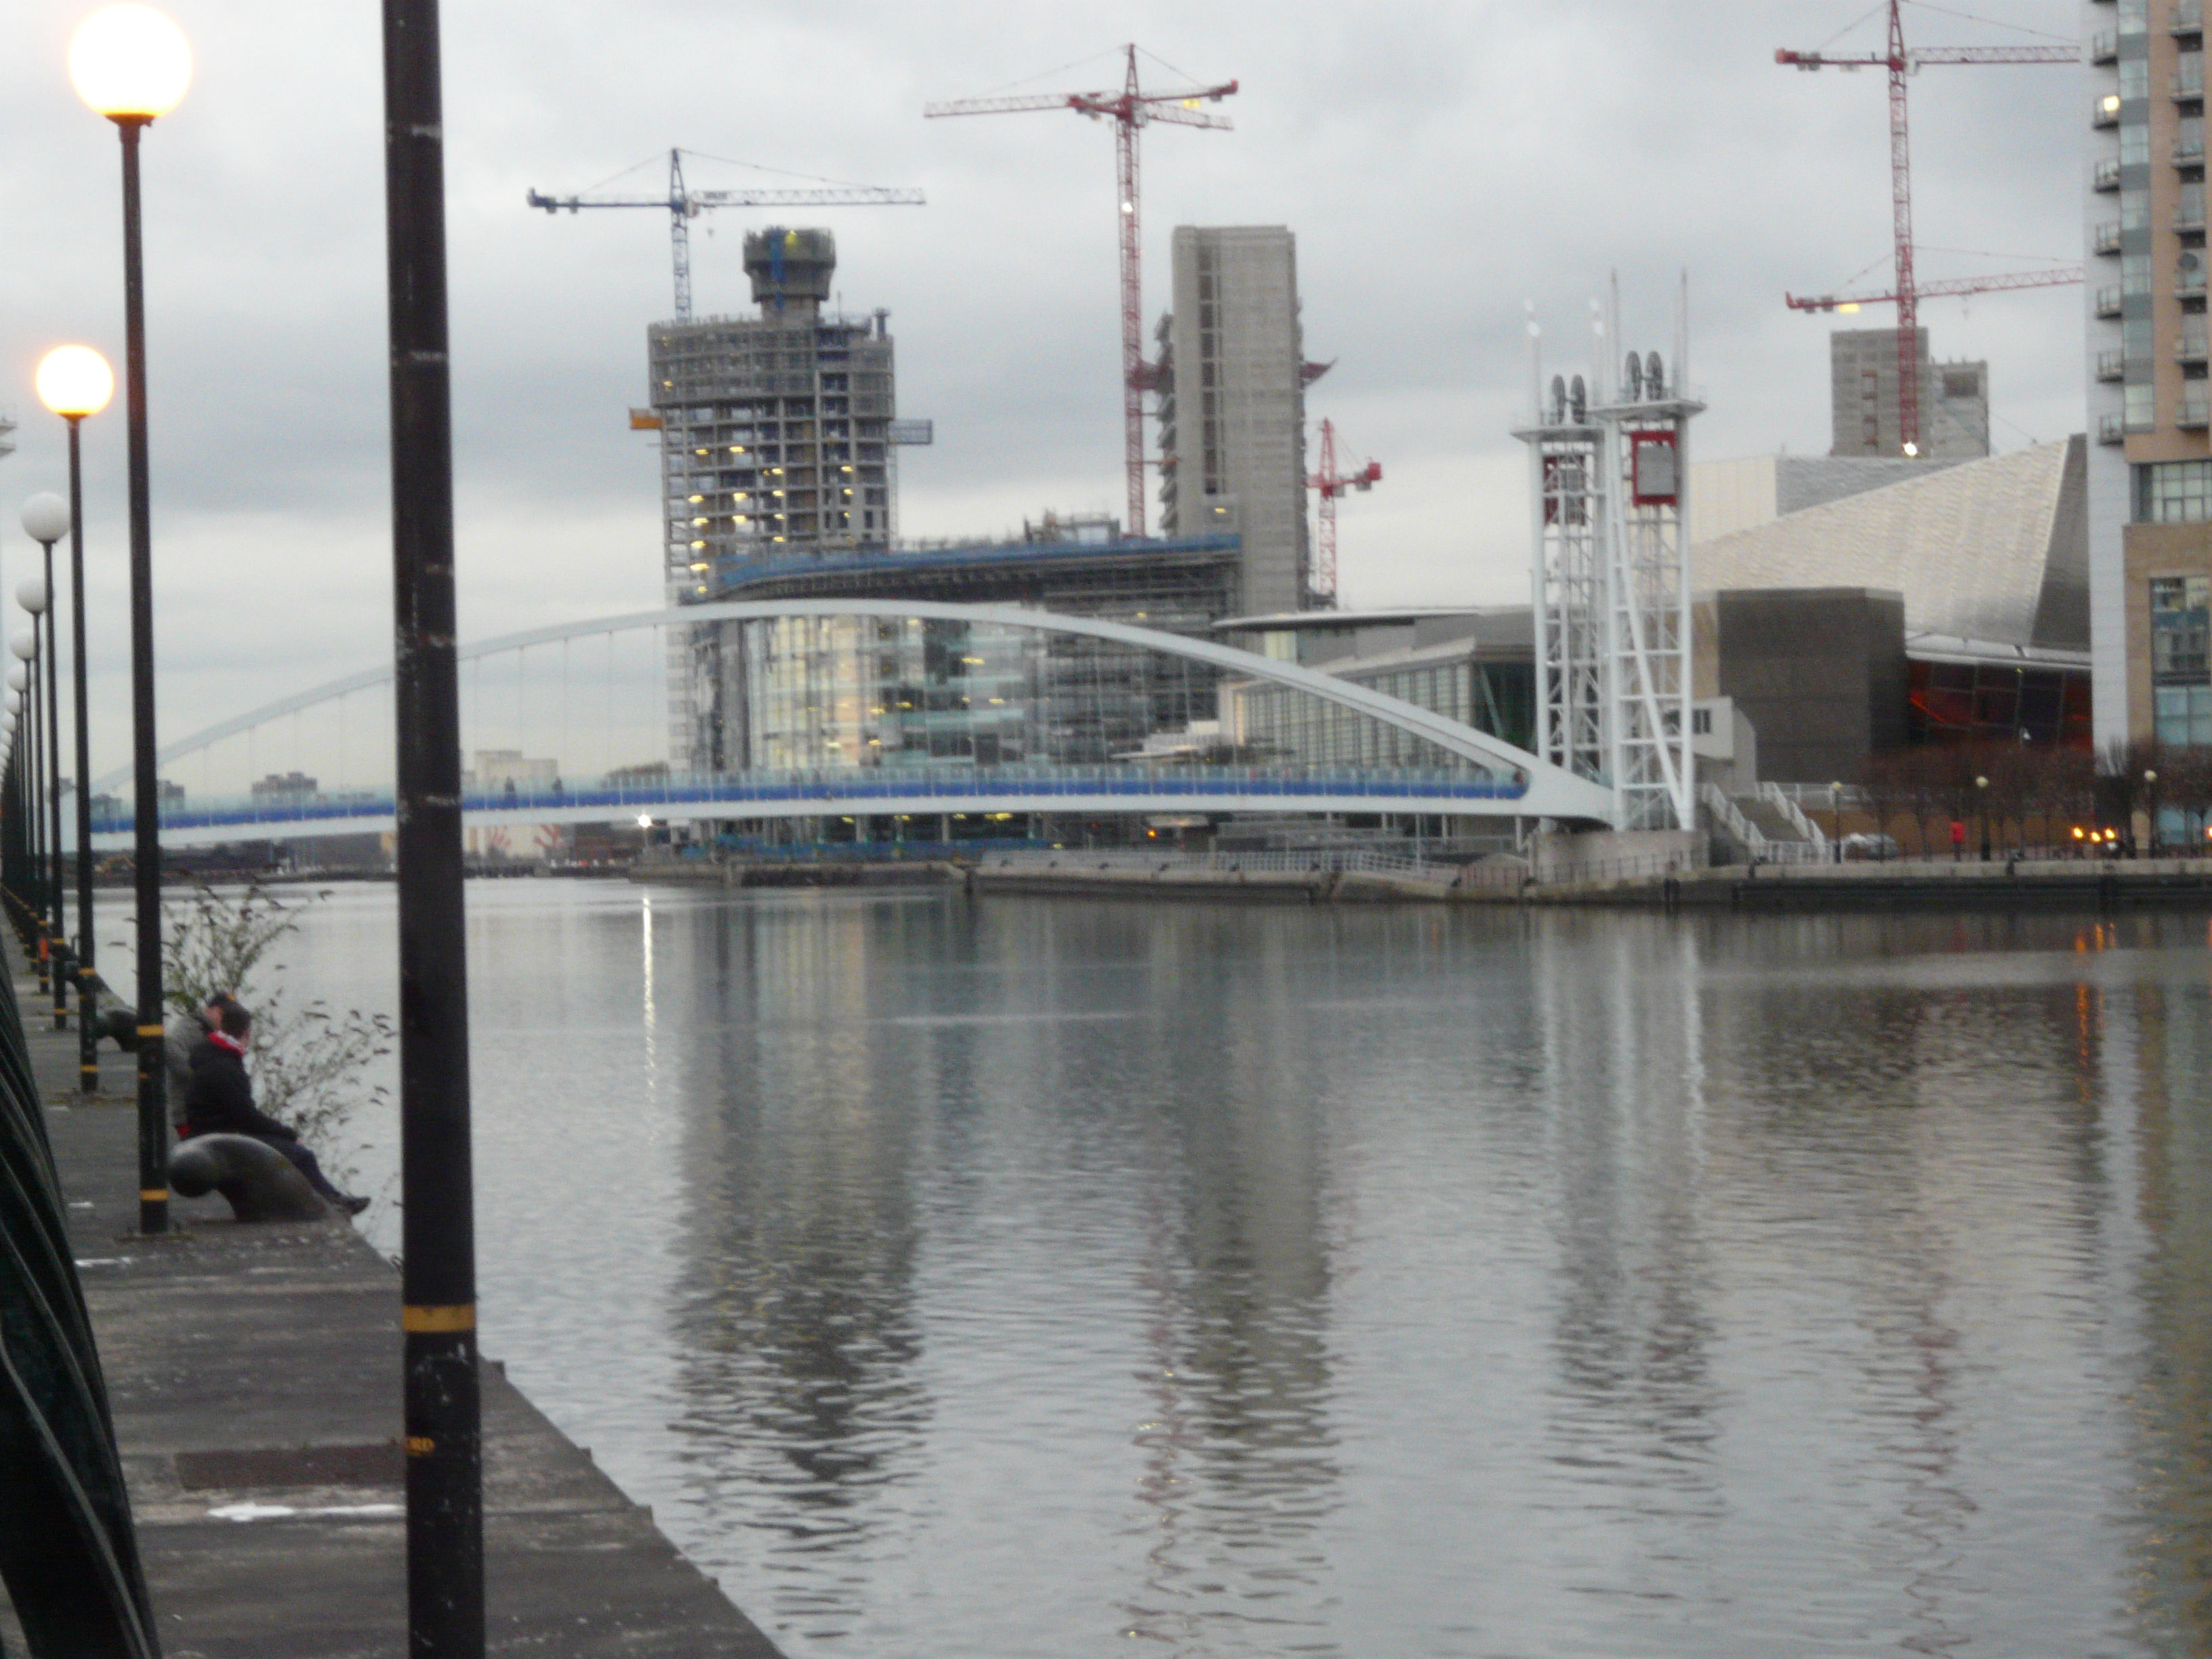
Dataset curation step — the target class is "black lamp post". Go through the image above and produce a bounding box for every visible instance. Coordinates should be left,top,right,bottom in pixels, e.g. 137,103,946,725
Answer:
383,1,486,1650
9,633,43,978
21,577,64,1029
73,2,190,1233
32,344,112,1091
20,535,68,1031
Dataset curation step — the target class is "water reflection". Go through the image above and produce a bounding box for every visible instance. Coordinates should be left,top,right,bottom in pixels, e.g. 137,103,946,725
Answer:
232,888,2212,1657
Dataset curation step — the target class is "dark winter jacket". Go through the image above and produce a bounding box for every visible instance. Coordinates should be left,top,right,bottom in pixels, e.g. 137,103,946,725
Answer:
180,1036,295,1142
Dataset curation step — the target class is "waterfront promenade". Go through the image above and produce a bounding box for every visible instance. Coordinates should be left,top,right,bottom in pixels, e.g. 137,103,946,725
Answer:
11,940,781,1657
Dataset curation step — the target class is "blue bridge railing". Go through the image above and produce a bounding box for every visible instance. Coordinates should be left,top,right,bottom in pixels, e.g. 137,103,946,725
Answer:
93,764,1531,836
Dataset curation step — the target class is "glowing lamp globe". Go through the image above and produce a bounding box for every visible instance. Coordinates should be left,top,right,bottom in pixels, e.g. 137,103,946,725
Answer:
20,495,68,546
69,5,192,121
36,346,114,419
16,580,47,617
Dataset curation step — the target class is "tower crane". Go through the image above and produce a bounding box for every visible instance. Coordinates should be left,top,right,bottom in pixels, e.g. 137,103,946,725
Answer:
527,148,924,323
924,45,1237,537
1777,1,2077,454
1306,419,1381,605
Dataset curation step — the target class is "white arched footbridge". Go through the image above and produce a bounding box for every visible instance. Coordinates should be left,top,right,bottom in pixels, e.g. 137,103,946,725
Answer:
89,600,1616,848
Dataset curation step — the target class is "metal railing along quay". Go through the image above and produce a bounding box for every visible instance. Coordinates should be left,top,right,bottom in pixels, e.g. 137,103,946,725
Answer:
0,897,161,1655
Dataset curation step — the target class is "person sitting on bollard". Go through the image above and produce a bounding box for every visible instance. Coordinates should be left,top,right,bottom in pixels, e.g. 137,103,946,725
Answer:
180,1001,369,1215
165,991,229,1137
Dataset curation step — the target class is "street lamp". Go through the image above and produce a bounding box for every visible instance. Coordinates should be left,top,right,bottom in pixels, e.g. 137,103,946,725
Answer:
21,522,70,1034
73,2,190,1235
7,632,41,985
35,345,112,1091
2144,768,2160,858
1829,779,1843,864
1975,773,1990,862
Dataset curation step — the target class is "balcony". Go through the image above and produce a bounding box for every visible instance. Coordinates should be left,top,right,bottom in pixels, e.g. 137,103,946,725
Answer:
2095,28,2120,60
2097,283,2127,315
2096,156,2124,190
2099,348,2129,379
2179,57,2207,97
2096,219,2126,252
2179,329,2210,361
2096,93,2124,126
2181,272,2208,299
2179,0,2204,31
2182,388,2212,427
2180,131,2209,162
2100,411,2128,444
2181,194,2209,230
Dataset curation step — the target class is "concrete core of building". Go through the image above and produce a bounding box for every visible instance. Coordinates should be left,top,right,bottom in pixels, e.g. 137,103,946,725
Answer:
1156,226,1311,617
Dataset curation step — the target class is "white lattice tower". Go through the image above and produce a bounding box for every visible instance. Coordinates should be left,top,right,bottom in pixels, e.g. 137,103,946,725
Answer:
1517,280,1700,830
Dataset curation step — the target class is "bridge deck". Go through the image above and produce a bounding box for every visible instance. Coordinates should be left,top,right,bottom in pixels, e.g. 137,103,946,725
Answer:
14,946,783,1658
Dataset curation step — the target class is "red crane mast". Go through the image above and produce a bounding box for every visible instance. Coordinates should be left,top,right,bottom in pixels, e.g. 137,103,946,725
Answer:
1307,418,1381,605
926,46,1237,537
1778,1,2076,454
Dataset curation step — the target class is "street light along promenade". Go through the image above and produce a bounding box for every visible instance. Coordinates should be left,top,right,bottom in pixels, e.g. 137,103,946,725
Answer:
70,1,190,1235
33,342,115,1092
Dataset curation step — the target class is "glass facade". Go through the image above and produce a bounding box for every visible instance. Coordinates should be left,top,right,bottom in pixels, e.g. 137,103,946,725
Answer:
1904,659,2093,747
1229,659,1534,771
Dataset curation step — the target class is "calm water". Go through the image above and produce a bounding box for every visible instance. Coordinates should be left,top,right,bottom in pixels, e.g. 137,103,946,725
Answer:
166,884,2212,1656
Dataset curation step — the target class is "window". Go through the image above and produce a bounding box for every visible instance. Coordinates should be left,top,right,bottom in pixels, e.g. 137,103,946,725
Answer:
2124,125,2152,165
2124,186,2152,230
2127,382,2158,428
2137,459,2212,520
2156,684,2212,745
2150,576,2211,699
2125,251,2154,294
1692,708,1713,736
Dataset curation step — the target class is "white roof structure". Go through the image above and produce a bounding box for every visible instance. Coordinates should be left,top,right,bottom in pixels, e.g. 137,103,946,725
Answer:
1692,438,2087,651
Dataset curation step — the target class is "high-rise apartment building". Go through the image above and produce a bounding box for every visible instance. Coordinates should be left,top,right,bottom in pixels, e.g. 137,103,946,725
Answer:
1828,328,1990,459
2087,0,2211,747
647,228,903,770
1155,226,1312,615
648,228,899,592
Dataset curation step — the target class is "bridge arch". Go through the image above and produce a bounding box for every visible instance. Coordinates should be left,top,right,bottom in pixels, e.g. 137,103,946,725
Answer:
97,599,1615,823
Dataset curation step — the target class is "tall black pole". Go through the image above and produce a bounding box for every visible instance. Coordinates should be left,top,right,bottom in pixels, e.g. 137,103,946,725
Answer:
69,417,99,1092
382,2,484,1650
116,115,167,1236
25,639,46,975
43,549,66,1031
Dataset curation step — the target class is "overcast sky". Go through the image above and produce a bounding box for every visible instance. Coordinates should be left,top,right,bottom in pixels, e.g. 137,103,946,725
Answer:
0,0,2086,774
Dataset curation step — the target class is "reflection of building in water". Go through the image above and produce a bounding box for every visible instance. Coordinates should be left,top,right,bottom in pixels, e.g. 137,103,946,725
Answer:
650,896,1347,1649
2118,968,2212,1654
1528,917,1724,1534
657,898,930,1619
1095,903,1341,1645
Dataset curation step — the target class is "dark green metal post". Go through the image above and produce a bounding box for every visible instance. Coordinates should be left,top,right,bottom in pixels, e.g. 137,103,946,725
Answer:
113,114,167,1235
383,0,485,1650
43,542,67,1031
68,417,100,1092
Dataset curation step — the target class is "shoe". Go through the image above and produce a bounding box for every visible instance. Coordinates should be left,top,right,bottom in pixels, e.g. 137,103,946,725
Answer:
335,1194,371,1216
